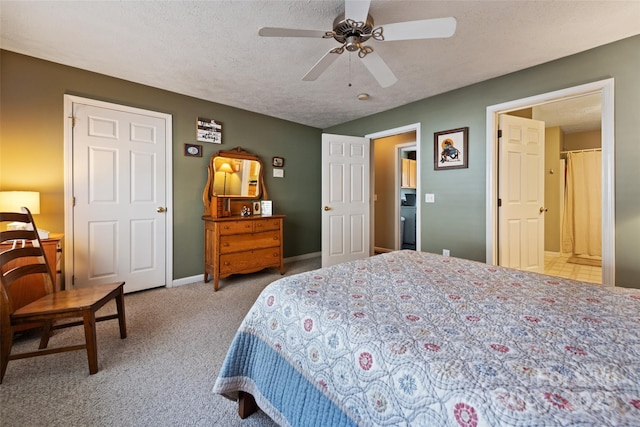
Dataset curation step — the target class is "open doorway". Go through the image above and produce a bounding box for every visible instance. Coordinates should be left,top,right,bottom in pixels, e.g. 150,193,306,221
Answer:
368,124,421,254
500,94,603,283
486,79,615,286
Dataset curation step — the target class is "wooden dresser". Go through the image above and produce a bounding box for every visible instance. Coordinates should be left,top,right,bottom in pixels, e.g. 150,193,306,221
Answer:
203,215,285,291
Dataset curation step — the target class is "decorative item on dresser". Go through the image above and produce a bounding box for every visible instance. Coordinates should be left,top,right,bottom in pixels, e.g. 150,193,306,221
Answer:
202,147,285,291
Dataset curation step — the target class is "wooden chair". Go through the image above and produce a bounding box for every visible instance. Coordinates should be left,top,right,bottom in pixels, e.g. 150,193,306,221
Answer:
0,208,127,383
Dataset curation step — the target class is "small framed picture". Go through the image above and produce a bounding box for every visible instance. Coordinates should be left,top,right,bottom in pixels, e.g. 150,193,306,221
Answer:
434,127,468,170
272,156,284,168
261,200,273,216
252,201,261,215
184,143,202,157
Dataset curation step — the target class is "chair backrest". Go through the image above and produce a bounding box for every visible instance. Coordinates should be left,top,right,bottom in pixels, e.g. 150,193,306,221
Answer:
0,208,54,320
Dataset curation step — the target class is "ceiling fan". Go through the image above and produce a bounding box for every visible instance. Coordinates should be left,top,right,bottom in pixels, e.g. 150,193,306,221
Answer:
258,0,456,88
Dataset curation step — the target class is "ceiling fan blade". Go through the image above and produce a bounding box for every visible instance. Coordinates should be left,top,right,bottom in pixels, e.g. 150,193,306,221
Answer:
360,50,398,88
345,0,371,23
381,17,457,41
258,27,327,38
302,50,341,81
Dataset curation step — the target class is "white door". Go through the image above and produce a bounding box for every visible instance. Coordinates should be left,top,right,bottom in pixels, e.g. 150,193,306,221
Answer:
498,115,545,273
71,101,169,292
321,133,370,267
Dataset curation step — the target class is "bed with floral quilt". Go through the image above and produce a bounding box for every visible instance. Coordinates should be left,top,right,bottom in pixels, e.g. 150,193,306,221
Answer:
213,250,640,426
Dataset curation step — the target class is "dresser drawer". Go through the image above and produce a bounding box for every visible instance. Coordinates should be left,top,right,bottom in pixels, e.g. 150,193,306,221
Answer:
218,220,254,235
253,218,281,232
219,231,280,253
219,248,281,275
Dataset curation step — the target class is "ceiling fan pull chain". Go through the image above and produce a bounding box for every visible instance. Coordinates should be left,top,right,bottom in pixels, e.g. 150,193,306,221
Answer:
348,53,352,87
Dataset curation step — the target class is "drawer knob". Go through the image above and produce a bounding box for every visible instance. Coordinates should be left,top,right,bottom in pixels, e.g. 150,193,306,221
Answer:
224,262,231,266
223,242,230,246
256,223,263,227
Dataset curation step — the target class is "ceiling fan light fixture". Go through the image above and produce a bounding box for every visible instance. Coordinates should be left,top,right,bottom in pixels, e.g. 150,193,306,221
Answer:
345,36,360,52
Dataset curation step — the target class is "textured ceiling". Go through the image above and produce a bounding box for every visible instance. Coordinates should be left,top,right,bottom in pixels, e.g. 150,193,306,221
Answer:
1,0,639,129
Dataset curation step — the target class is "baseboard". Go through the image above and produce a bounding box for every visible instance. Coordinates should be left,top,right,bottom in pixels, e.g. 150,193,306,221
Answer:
170,252,322,288
172,274,204,288
284,251,321,263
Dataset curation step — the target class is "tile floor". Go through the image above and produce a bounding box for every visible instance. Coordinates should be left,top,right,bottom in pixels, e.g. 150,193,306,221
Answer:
544,252,602,284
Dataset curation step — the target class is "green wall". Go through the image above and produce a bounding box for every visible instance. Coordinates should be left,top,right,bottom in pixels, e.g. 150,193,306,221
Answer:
326,35,640,289
0,50,322,281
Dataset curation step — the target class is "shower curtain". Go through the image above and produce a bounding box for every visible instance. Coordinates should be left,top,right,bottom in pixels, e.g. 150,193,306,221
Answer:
562,151,602,257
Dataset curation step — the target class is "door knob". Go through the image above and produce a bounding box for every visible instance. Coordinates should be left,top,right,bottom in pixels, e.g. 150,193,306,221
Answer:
157,207,167,213
539,207,547,213
323,206,331,211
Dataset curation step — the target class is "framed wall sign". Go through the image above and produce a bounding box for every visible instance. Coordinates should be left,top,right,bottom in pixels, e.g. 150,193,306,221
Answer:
196,117,222,144
434,127,468,170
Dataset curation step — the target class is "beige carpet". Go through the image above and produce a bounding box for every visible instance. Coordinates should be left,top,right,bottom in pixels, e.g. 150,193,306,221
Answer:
0,257,320,427
567,256,602,267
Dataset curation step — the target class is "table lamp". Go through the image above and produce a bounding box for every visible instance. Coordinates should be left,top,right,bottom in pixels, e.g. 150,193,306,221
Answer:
0,191,41,230
218,162,234,195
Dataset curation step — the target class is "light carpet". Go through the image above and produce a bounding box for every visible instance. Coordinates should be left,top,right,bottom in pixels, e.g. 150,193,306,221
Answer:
0,257,321,427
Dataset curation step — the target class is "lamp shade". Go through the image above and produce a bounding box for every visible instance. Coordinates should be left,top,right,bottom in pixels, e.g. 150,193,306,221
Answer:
218,163,234,173
0,191,41,214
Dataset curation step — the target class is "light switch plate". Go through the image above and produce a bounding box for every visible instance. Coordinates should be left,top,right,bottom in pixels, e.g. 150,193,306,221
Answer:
273,168,284,178
425,193,435,203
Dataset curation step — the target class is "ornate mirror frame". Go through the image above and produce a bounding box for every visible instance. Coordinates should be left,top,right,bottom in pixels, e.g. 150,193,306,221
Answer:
202,147,268,218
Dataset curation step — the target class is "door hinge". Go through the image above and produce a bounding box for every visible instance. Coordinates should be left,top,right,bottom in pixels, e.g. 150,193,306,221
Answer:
72,275,75,286
68,115,76,128
72,196,76,207
498,198,502,207
497,129,502,138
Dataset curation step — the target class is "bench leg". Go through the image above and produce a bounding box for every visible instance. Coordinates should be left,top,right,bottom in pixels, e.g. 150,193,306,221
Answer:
0,326,13,384
39,320,53,349
83,309,99,375
115,286,127,339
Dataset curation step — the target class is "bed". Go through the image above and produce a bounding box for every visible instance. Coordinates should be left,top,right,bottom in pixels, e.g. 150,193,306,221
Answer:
213,250,640,426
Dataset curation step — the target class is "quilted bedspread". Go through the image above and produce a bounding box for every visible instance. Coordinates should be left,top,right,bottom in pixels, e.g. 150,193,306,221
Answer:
213,250,640,426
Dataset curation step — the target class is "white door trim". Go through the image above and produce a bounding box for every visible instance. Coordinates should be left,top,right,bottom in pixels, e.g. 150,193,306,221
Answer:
485,79,615,286
367,123,421,254
63,95,174,289
396,143,417,250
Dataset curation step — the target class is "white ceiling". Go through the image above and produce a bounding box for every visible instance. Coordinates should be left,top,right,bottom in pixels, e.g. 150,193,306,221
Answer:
1,1,639,129
533,93,602,134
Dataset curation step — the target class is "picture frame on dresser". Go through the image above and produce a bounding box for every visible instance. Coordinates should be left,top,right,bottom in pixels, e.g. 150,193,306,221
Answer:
260,200,273,216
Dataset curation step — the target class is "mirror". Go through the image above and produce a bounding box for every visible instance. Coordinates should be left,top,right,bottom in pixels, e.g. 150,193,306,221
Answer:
203,147,266,217
211,155,261,197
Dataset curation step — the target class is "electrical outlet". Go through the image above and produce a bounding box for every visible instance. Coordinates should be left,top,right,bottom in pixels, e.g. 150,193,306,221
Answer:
442,249,450,257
